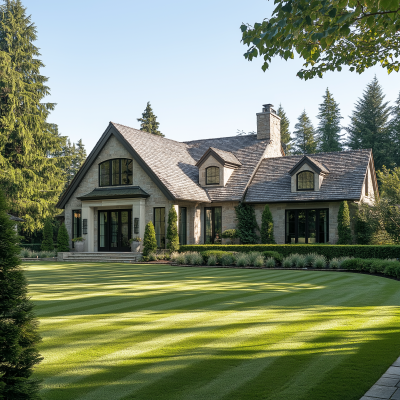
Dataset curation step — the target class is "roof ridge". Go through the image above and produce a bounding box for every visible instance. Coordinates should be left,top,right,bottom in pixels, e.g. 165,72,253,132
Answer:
184,134,261,143
264,149,371,160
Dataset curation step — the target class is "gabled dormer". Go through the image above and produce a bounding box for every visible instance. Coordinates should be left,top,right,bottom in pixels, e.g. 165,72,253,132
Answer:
289,156,329,192
196,147,242,187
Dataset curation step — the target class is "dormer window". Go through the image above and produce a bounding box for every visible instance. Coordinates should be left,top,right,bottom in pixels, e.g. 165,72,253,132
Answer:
99,158,133,187
297,171,314,191
206,166,220,185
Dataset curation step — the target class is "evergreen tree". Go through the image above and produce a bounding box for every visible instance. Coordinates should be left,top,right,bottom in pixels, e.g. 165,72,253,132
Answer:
337,201,352,244
166,206,179,252
41,219,54,251
316,88,343,153
0,189,42,398
143,222,157,256
277,104,291,154
57,223,70,252
137,102,164,137
0,1,66,233
235,203,259,244
389,92,400,167
292,110,317,154
260,205,275,244
346,76,391,171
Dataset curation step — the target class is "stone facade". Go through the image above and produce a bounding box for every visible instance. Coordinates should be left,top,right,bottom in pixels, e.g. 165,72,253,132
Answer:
198,155,236,187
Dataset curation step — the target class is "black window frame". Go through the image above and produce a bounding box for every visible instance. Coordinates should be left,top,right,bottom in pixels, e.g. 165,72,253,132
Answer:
153,207,166,249
285,208,329,244
179,207,187,245
72,209,82,248
206,166,220,185
297,171,314,191
98,158,133,187
204,206,222,244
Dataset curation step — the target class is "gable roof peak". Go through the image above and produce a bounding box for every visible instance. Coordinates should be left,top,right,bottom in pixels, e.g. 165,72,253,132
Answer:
289,154,329,176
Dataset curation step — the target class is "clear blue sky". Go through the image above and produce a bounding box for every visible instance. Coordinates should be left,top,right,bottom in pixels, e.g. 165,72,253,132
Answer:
23,0,400,152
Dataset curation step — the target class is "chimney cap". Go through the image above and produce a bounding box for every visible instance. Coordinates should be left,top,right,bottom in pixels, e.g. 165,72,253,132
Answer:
262,104,276,114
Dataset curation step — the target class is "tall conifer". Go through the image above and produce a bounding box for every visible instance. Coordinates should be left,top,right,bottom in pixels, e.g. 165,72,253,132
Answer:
292,110,317,154
277,104,291,154
0,189,42,398
389,92,400,167
346,76,391,170
316,88,343,152
0,0,65,232
137,102,164,137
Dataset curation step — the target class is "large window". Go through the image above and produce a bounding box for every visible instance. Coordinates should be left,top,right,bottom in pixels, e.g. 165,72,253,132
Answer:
206,166,220,185
297,171,314,191
285,209,328,244
154,207,166,248
99,158,133,187
179,207,187,245
72,210,81,248
204,207,222,244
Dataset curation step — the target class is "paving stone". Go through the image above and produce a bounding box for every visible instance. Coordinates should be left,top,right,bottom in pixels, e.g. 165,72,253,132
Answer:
392,388,400,400
376,377,400,387
387,367,400,376
360,397,379,400
365,385,396,399
393,358,400,367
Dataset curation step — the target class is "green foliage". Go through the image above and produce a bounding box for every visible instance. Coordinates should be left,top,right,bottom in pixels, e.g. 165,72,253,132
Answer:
260,204,275,244
292,110,317,154
180,244,400,261
143,222,157,256
41,219,54,251
341,258,400,279
277,104,291,154
0,190,42,398
262,251,283,264
377,166,400,204
355,206,375,245
346,77,391,171
337,201,352,244
235,203,259,244
240,0,400,80
201,250,234,264
316,88,343,152
166,206,179,252
389,92,400,167
221,229,237,244
137,102,164,137
0,1,66,233
57,223,70,252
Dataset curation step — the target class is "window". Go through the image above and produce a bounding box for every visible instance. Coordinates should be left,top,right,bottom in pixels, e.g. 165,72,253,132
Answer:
297,171,314,191
72,210,81,248
154,208,166,248
179,207,187,245
206,166,220,185
285,209,328,244
204,207,222,244
99,158,133,187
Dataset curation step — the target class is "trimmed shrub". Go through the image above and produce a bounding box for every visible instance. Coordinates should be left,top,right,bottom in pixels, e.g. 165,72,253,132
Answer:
248,252,263,266
265,257,276,268
338,201,352,244
263,251,283,264
260,205,275,244
41,218,54,251
221,229,238,244
236,253,250,267
143,222,157,256
166,206,179,252
57,223,70,252
207,255,217,266
221,253,235,266
235,203,259,244
180,244,400,261
201,250,231,264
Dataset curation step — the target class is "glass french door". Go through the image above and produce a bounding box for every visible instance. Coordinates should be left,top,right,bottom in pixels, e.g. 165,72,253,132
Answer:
98,210,131,251
179,207,187,245
204,207,222,244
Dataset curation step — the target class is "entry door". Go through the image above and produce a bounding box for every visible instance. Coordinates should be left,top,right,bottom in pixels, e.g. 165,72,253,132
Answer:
204,207,222,244
98,210,131,251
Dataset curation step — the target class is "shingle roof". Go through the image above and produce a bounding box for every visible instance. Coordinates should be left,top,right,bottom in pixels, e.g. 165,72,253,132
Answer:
245,149,371,203
77,186,150,201
208,147,242,166
8,214,23,222
289,155,329,175
185,135,270,202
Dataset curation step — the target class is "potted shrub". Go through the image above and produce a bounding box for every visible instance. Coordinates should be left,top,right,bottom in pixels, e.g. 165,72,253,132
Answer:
129,237,142,252
72,237,85,252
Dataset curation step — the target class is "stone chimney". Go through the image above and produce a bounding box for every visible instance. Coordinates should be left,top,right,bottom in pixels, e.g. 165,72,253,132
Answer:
257,104,281,142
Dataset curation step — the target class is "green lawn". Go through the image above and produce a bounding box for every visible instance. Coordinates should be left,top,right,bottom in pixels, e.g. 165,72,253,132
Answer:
24,262,400,400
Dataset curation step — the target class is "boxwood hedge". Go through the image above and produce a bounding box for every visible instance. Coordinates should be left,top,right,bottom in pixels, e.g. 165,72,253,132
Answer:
179,245,400,260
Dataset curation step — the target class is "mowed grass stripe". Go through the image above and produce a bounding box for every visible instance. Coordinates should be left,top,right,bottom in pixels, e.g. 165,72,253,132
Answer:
25,264,400,400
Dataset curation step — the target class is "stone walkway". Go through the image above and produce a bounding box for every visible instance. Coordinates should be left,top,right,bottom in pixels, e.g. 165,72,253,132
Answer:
361,357,400,399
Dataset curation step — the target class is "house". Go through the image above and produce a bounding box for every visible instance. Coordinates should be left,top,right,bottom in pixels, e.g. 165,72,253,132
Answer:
56,104,377,251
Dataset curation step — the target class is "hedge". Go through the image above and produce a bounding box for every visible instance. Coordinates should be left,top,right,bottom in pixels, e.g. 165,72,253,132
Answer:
179,244,400,260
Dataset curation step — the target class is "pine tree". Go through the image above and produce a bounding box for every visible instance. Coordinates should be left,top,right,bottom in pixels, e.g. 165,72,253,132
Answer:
41,218,54,251
346,76,391,171
57,223,70,252
389,92,400,167
166,206,179,252
235,203,259,244
292,110,317,154
0,1,66,233
260,205,275,244
316,88,343,153
277,104,291,154
137,102,164,137
0,189,42,398
337,201,352,244
143,222,157,256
